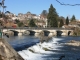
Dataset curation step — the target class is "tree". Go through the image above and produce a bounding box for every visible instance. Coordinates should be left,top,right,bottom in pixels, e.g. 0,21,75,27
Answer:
15,19,20,23
47,4,58,27
0,3,2,12
71,15,76,22
0,11,2,18
59,16,66,22
58,16,65,27
0,0,6,18
59,19,64,27
5,11,10,14
17,22,24,27
56,0,80,6
3,6,6,13
66,16,69,25
73,27,80,36
41,10,48,18
28,19,36,27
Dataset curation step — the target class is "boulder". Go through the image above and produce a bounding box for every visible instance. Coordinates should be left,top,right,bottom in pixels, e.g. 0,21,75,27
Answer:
66,40,80,46
0,38,24,60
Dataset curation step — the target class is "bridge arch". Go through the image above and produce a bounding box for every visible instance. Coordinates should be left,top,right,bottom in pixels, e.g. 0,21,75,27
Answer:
56,30,63,36
43,30,50,36
3,30,14,36
28,30,36,36
47,30,57,37
9,30,19,36
23,30,30,35
67,30,73,36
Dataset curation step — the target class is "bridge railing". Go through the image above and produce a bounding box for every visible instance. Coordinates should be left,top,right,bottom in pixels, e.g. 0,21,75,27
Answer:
0,27,73,30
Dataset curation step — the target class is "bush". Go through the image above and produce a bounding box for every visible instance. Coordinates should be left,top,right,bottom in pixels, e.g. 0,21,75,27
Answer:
17,22,24,27
28,19,36,27
73,27,80,36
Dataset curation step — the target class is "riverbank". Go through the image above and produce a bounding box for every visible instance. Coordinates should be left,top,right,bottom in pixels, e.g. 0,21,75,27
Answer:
3,36,80,60
65,40,80,46
0,38,24,60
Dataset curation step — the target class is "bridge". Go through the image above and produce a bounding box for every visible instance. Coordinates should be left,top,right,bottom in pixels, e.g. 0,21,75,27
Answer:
1,27,74,37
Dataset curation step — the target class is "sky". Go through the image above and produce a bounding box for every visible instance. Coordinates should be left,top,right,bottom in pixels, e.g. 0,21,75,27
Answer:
1,0,80,20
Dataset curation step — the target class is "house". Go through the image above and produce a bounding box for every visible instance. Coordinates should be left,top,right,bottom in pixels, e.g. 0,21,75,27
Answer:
12,24,18,28
69,21,80,28
12,17,19,20
40,14,47,21
36,22,46,28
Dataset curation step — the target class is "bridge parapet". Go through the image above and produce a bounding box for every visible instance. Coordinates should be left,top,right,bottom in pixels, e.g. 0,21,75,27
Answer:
33,30,43,33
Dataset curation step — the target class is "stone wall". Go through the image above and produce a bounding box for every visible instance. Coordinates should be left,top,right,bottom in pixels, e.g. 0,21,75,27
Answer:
0,38,24,60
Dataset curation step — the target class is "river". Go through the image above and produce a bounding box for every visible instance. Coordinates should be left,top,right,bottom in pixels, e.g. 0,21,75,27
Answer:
3,36,80,60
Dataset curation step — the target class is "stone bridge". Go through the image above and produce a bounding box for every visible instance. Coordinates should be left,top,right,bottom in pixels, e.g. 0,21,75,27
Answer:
1,27,73,37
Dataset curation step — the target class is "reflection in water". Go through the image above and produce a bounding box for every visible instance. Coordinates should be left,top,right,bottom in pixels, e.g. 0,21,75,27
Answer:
3,36,40,51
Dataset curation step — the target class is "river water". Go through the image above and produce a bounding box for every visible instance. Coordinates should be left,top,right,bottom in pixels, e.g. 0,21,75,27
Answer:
3,36,80,60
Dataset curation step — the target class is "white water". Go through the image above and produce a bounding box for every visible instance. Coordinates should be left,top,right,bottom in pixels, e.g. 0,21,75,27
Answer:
18,37,64,60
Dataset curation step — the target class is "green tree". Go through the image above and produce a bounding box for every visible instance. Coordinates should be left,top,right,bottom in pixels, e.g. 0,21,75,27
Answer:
66,16,69,25
5,11,10,14
59,19,64,27
71,15,76,22
15,19,20,23
18,22,24,27
47,4,58,27
28,19,36,27
59,16,66,22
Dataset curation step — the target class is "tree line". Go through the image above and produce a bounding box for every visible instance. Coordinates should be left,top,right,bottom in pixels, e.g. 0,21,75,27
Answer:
47,4,76,27
28,4,76,27
0,4,76,27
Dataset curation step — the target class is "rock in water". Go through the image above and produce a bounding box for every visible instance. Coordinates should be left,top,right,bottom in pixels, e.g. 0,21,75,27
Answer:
0,38,24,60
59,55,65,60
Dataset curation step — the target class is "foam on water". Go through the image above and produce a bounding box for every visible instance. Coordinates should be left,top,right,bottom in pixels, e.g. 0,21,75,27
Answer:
18,37,64,60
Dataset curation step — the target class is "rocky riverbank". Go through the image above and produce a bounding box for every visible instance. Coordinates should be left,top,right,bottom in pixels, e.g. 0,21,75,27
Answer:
65,40,80,46
0,38,24,60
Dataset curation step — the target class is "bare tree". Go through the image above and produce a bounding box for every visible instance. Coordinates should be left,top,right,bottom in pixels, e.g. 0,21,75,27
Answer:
0,2,2,9
56,0,80,6
41,10,48,18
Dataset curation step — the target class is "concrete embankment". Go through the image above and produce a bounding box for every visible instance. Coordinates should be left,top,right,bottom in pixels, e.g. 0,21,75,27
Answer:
0,38,24,60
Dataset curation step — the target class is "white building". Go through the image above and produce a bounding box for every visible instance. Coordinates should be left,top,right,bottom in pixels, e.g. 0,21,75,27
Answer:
12,17,19,20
